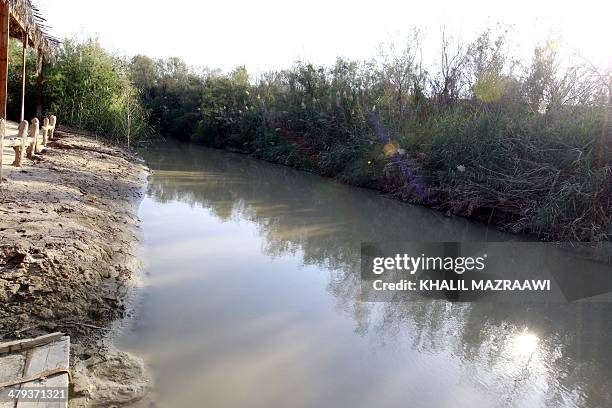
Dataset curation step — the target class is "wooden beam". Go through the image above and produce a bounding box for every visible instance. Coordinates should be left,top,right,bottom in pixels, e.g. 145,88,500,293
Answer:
20,32,28,122
0,333,64,355
9,11,39,50
0,2,9,120
9,10,26,36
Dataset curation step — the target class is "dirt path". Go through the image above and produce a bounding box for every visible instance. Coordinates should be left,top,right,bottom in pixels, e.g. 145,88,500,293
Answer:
0,128,150,406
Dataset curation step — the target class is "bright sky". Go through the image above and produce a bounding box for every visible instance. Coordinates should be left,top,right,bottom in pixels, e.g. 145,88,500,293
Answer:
35,0,611,73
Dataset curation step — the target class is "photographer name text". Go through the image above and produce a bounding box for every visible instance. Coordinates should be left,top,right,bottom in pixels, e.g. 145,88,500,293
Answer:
373,279,551,291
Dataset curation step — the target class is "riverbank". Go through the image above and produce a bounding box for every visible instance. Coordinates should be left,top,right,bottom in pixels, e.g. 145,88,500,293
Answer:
0,128,150,406
210,137,611,244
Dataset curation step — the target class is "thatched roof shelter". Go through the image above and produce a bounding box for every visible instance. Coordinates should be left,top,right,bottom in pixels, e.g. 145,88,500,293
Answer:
6,0,58,61
0,0,57,120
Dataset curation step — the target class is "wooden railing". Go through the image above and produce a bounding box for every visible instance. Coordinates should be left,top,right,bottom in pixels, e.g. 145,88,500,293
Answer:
0,115,57,182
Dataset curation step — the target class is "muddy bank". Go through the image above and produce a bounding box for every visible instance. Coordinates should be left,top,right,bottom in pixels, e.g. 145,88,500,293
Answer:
0,128,149,406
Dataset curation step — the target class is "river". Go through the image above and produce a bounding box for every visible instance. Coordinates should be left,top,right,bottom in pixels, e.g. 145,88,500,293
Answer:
117,144,612,408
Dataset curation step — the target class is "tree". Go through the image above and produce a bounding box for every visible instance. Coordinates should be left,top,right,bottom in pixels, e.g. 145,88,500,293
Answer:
431,30,466,108
377,30,423,130
466,29,510,103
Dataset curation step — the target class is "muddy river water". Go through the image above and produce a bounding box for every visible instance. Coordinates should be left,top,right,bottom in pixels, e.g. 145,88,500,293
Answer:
117,144,612,408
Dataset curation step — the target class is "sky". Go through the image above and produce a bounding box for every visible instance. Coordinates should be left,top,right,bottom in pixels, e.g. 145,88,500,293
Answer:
35,0,612,74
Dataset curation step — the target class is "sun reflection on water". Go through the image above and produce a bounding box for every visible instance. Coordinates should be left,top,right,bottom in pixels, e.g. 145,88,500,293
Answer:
511,330,539,357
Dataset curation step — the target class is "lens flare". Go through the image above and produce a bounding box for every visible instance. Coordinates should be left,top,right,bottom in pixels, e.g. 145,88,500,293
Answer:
511,330,539,357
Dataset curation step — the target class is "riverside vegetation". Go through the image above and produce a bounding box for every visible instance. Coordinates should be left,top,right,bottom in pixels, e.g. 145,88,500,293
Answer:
11,29,611,242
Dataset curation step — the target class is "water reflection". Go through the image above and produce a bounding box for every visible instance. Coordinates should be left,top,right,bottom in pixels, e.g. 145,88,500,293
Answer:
123,144,612,408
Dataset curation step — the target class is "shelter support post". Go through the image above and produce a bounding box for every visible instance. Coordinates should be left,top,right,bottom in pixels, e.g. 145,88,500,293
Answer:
20,32,28,122
0,2,9,120
36,54,43,118
0,118,4,183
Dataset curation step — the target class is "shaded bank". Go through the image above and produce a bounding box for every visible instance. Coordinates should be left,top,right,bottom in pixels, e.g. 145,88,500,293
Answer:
0,129,149,406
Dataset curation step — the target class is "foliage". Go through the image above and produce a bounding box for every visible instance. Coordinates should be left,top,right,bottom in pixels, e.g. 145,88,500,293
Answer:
123,28,609,241
7,37,149,144
8,29,608,241
130,55,204,141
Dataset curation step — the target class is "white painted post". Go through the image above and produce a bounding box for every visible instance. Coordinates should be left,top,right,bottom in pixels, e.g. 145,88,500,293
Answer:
30,118,40,154
49,115,57,139
42,116,49,145
12,120,29,167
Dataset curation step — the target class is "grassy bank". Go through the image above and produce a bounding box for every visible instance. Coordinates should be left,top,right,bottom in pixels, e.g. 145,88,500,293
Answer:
130,30,610,242
196,100,610,242
13,30,610,241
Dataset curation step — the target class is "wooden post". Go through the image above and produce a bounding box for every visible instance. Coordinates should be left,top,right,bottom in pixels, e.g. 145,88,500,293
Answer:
12,120,28,167
50,115,56,139
28,117,39,156
0,118,4,183
36,54,43,119
0,2,9,120
20,32,28,123
26,132,34,157
42,116,49,145
32,117,41,153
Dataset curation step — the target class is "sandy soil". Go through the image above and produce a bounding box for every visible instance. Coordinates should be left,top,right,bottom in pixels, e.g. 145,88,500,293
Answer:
0,128,150,406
